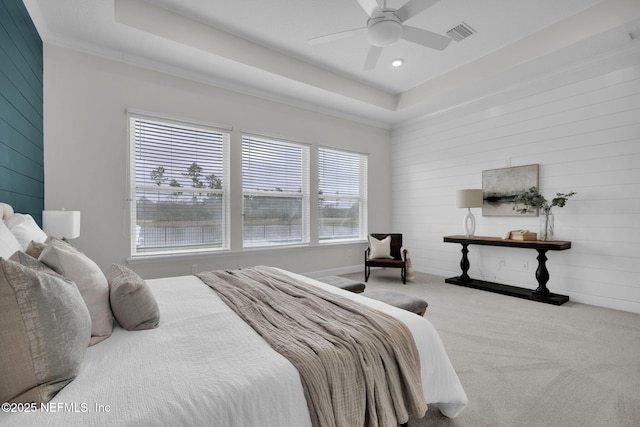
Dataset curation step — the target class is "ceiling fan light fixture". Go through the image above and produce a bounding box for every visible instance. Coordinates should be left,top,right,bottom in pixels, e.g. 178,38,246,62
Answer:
367,14,403,47
311,1,451,70
391,58,404,67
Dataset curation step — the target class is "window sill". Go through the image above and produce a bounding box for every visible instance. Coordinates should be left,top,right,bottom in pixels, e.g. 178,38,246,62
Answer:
127,240,367,265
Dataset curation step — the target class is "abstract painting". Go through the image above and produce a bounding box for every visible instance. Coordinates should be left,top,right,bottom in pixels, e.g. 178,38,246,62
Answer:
482,164,539,216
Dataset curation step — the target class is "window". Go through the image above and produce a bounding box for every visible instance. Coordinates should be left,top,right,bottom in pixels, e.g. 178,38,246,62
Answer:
318,147,368,242
242,134,310,247
129,113,229,256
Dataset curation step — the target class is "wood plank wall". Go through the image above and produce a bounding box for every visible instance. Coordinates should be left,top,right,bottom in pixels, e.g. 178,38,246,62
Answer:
0,0,44,223
391,46,640,313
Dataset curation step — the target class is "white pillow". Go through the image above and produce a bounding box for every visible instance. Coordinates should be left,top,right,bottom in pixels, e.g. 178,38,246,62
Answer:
0,220,21,258
39,239,113,345
4,213,48,249
368,235,393,259
0,202,14,220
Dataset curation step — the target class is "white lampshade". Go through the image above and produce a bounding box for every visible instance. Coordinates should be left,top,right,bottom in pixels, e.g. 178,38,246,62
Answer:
42,210,81,239
456,189,483,208
456,190,483,237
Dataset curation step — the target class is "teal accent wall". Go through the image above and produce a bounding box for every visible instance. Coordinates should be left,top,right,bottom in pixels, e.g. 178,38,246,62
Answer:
0,0,43,223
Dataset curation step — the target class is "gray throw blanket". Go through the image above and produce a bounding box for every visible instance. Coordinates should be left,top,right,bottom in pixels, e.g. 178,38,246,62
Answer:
197,266,427,427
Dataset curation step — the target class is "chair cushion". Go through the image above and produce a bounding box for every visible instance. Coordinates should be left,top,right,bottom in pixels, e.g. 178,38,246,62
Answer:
365,258,405,268
364,289,428,315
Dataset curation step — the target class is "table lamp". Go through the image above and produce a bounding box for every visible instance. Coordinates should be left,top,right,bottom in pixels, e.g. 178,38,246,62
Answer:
42,209,81,240
456,189,483,237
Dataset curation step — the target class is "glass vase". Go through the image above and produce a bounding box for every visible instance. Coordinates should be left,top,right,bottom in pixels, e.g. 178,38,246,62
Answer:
539,209,554,241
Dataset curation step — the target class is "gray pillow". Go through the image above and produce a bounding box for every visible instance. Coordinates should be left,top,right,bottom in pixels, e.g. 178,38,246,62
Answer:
39,238,113,345
0,258,91,404
107,264,160,331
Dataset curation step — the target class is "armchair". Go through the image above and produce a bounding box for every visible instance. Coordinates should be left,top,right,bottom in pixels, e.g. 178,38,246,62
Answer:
364,233,408,284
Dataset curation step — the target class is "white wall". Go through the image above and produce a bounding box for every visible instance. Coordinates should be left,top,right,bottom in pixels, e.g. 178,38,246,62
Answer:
43,45,392,279
391,44,640,313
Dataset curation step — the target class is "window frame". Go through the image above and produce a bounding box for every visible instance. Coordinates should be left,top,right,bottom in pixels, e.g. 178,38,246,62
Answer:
317,146,368,244
241,133,310,248
128,111,231,258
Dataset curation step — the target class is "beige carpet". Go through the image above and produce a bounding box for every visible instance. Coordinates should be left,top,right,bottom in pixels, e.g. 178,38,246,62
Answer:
342,270,640,427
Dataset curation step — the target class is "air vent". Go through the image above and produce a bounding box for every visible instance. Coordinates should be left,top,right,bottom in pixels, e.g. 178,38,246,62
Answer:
446,22,476,43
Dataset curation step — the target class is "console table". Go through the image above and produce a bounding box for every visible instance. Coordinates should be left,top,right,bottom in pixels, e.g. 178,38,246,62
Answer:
443,235,571,305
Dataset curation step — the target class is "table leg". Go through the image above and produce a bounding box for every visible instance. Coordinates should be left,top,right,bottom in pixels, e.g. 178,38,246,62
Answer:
460,243,470,282
535,249,550,295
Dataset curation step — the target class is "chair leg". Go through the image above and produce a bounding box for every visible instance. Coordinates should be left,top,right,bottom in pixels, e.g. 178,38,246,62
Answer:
401,266,406,284
365,265,370,282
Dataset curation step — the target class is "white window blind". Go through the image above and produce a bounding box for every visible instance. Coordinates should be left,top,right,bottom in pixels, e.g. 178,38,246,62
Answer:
318,147,368,242
129,114,229,256
242,134,310,247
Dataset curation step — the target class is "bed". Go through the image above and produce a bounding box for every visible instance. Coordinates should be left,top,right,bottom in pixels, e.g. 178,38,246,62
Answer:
0,203,467,426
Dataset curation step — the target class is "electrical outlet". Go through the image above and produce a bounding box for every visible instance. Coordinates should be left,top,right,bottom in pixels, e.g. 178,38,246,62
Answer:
522,261,528,270
498,259,505,270
191,264,198,274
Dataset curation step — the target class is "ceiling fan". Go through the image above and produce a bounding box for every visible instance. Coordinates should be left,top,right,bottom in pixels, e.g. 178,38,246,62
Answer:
309,0,452,70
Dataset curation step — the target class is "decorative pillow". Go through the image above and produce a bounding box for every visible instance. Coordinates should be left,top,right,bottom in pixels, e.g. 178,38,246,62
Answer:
107,264,160,331
26,240,47,259
0,220,21,259
4,214,48,249
368,235,393,259
9,251,59,276
39,238,113,345
0,258,91,404
0,202,14,220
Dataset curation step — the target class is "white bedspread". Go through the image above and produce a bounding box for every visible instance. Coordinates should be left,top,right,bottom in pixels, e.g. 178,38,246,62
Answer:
1,269,467,426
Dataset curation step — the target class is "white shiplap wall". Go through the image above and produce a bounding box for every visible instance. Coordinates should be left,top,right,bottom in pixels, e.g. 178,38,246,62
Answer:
391,45,640,313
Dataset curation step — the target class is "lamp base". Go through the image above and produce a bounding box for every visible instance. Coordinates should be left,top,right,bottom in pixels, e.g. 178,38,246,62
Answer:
463,208,476,237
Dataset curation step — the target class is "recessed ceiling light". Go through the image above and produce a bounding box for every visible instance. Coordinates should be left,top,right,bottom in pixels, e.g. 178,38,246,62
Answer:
391,58,404,68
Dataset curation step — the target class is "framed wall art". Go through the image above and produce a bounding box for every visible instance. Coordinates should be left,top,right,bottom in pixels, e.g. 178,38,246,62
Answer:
482,164,539,216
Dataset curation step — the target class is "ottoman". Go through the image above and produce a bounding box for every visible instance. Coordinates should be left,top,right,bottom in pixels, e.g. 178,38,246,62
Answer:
363,290,428,316
316,276,366,293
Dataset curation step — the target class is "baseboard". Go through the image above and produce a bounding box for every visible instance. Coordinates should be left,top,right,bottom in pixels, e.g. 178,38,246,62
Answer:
567,293,640,315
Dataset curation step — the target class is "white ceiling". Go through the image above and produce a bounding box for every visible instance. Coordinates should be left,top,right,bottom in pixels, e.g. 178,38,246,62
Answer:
23,0,640,127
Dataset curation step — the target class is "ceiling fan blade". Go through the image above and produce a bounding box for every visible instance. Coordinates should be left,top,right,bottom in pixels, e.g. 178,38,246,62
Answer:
308,27,367,45
401,26,452,50
356,0,381,17
396,0,441,22
364,46,382,70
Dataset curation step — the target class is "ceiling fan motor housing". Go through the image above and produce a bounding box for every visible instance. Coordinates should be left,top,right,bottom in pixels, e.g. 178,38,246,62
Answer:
367,10,403,47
